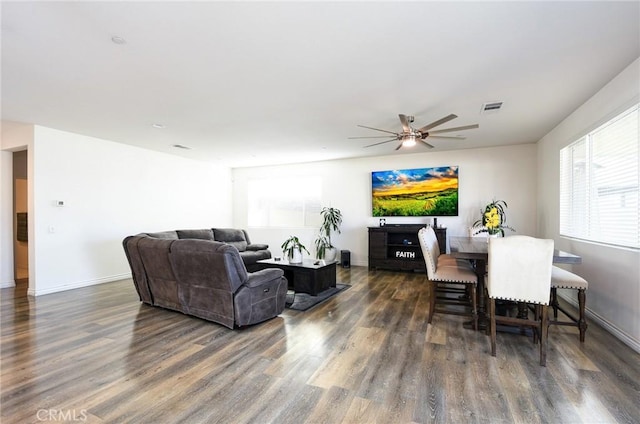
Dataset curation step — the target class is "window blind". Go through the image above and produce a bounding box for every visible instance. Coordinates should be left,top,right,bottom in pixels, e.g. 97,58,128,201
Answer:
559,104,639,249
247,177,322,228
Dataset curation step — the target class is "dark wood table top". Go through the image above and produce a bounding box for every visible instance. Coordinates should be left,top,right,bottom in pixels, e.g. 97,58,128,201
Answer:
257,257,337,269
449,236,582,264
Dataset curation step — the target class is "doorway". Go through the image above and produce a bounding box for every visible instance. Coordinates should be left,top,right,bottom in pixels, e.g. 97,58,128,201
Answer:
13,150,28,284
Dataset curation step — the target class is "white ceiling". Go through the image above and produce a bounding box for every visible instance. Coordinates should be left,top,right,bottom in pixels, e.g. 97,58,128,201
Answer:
2,1,639,168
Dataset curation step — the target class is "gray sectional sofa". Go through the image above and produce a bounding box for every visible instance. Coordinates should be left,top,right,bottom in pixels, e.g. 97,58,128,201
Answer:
122,228,286,328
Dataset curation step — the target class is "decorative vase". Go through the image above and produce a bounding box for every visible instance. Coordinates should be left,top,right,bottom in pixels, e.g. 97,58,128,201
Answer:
324,247,338,262
290,248,303,263
486,233,500,242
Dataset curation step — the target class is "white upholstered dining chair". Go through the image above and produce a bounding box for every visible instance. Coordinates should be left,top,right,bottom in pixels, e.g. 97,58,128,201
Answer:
418,227,478,330
487,235,554,366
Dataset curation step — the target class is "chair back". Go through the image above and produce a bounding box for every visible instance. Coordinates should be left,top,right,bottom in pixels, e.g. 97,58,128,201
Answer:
487,236,554,305
418,227,440,279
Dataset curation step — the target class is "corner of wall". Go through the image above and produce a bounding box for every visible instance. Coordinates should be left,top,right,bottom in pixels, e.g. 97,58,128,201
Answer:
1,143,17,286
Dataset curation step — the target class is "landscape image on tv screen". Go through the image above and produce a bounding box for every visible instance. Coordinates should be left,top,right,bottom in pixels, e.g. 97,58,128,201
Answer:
371,166,459,217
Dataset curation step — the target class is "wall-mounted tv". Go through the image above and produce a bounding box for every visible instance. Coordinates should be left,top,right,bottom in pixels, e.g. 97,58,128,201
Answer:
372,166,459,217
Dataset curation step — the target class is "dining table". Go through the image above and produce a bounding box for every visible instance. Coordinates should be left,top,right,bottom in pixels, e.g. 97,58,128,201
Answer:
449,236,582,330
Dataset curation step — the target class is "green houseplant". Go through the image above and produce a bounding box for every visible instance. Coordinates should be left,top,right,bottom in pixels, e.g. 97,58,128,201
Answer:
314,206,343,260
314,235,332,261
281,235,310,263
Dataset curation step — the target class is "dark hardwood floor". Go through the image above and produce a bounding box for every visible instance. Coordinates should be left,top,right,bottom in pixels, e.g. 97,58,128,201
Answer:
2,267,639,423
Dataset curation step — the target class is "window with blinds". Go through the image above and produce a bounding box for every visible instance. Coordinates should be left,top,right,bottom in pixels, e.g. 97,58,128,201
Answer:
247,176,322,228
559,104,639,249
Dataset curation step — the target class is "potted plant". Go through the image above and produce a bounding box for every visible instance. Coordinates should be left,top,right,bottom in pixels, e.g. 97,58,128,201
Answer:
314,235,332,261
471,199,515,237
314,206,343,261
281,235,309,264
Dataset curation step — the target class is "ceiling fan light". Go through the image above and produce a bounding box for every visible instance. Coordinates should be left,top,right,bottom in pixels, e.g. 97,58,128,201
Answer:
402,136,417,147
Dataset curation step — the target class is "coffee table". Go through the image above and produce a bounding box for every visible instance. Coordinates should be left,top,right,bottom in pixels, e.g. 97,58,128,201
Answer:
255,258,337,295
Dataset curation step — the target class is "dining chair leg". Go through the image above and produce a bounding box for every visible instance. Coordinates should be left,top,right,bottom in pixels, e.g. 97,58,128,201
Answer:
484,287,491,336
489,298,497,357
533,304,540,344
540,305,548,367
427,281,436,324
551,288,559,319
578,288,587,342
470,284,478,331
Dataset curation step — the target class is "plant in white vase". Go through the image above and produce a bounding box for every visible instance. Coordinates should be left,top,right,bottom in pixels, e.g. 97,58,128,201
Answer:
471,199,515,237
314,206,342,261
281,235,309,264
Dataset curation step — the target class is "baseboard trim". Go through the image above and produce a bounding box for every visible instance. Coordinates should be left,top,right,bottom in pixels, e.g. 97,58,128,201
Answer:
1,280,16,289
558,291,640,354
28,273,132,297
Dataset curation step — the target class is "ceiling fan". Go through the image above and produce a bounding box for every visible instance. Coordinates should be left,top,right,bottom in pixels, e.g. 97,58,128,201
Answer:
349,114,479,150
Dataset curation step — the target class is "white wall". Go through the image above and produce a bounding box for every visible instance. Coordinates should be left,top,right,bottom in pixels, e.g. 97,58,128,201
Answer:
232,143,538,266
537,57,640,352
28,126,232,295
0,151,14,287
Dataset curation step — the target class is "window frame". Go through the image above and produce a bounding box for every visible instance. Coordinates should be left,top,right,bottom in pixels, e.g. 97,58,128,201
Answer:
559,103,639,250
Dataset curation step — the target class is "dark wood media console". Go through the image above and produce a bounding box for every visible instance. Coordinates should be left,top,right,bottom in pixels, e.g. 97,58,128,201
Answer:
368,224,447,272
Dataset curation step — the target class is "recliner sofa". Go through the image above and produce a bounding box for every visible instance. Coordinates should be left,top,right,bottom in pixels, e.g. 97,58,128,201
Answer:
123,235,287,329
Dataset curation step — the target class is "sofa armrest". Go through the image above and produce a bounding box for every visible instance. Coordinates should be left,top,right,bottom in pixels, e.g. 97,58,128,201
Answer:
245,268,285,288
246,243,269,251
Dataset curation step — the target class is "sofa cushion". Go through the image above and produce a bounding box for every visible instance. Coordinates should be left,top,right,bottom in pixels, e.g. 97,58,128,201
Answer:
240,250,271,264
144,230,178,239
213,228,248,252
176,229,214,240
246,243,269,251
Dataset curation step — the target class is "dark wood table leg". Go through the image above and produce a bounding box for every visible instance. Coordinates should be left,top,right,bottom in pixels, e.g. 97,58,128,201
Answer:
463,260,488,330
517,302,530,336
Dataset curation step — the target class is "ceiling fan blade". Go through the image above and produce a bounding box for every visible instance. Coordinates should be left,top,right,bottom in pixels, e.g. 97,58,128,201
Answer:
398,114,411,132
363,139,397,148
395,143,403,151
417,114,458,133
357,124,399,136
429,124,479,134
428,135,466,140
419,139,435,148
348,135,399,139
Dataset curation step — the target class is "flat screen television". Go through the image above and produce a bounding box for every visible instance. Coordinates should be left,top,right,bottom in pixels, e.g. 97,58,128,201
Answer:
371,166,459,217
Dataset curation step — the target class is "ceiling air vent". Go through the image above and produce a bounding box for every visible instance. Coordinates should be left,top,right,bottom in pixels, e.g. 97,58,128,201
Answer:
171,144,191,150
481,101,503,114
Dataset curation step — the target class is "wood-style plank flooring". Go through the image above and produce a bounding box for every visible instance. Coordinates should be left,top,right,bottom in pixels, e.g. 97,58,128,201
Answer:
2,267,639,423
